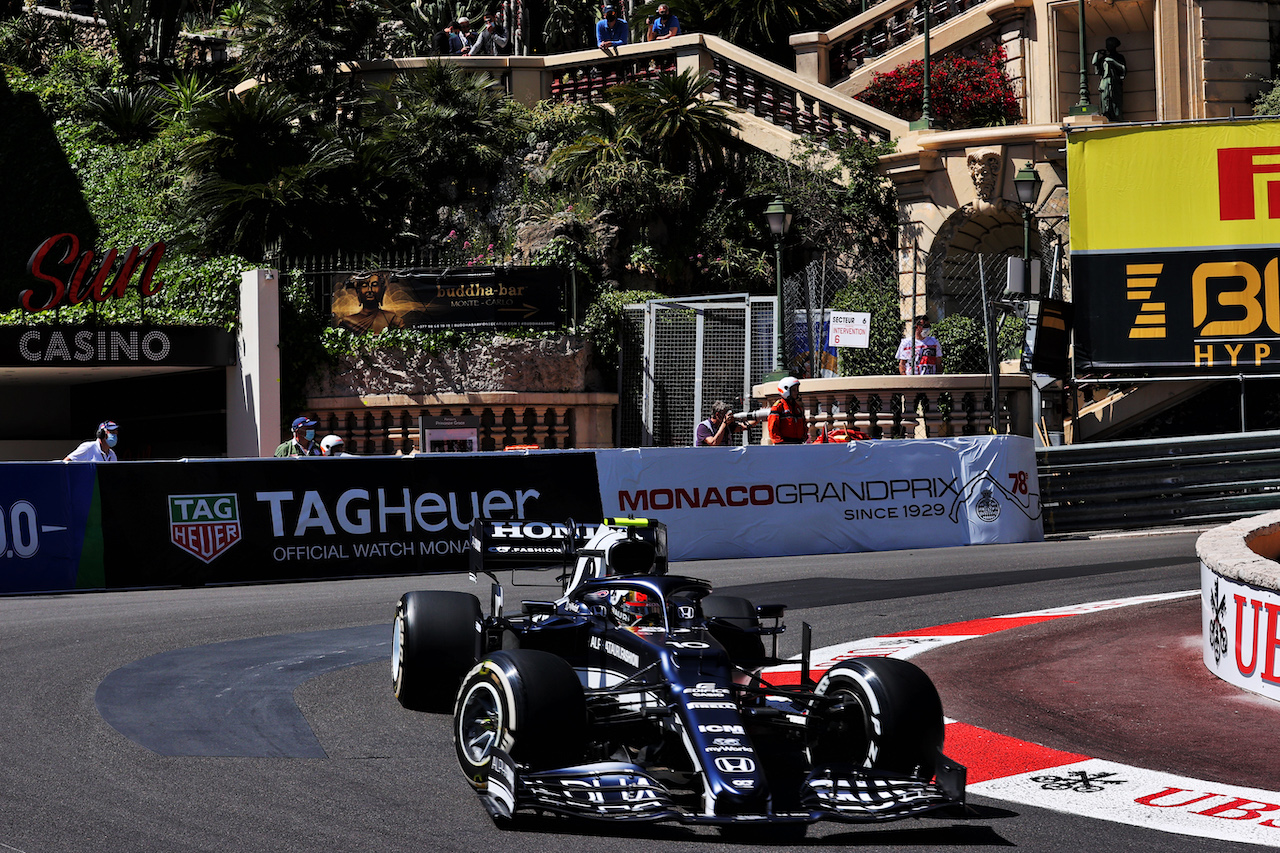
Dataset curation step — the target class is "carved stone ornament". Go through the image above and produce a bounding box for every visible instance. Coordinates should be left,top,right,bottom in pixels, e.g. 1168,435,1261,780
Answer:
966,148,1004,204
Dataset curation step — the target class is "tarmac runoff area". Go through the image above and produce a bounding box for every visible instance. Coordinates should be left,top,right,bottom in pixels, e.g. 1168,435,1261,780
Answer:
764,591,1280,848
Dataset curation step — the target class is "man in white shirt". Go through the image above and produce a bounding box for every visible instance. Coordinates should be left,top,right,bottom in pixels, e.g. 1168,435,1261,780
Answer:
65,420,118,462
896,316,942,375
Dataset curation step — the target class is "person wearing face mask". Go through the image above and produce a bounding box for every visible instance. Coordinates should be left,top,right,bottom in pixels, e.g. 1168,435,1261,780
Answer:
275,416,323,457
64,420,119,462
647,4,679,41
596,3,628,48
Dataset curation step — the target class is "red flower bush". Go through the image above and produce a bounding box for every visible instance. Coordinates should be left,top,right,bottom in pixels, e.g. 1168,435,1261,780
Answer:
855,46,1023,130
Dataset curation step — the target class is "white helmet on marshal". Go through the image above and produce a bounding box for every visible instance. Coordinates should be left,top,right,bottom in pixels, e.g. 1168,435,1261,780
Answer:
778,376,800,400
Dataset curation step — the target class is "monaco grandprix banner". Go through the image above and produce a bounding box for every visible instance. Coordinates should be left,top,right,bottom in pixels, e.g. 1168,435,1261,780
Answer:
594,436,1043,561
1069,119,1280,373
95,453,603,587
0,463,100,594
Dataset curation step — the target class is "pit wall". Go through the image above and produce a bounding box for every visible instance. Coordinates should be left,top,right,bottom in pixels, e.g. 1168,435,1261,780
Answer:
1197,511,1280,702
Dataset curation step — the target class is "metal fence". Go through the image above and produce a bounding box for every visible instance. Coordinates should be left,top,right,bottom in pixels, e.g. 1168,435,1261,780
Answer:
619,295,776,447
1038,430,1280,535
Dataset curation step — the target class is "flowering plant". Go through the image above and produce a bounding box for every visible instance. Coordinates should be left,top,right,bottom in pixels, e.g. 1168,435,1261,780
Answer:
856,46,1022,130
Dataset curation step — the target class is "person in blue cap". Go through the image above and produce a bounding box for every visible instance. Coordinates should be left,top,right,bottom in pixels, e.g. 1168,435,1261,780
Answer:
275,416,323,457
64,420,119,462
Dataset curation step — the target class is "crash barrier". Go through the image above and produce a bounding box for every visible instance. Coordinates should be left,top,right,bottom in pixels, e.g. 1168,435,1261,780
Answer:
1037,429,1280,535
0,435,1039,594
1197,511,1280,703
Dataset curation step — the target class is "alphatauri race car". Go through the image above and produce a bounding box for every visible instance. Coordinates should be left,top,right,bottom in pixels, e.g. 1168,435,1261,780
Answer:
391,518,965,835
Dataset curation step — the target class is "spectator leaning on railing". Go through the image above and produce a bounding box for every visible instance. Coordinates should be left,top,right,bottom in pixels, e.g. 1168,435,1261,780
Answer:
646,4,680,40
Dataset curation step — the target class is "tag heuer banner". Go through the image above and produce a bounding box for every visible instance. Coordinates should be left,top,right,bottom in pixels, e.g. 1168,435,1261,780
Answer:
1070,119,1280,373
96,454,603,587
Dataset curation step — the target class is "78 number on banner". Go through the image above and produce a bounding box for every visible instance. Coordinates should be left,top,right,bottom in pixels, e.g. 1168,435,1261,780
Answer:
828,312,870,349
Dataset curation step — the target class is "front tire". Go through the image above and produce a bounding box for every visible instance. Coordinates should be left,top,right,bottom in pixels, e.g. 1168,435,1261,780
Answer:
810,657,944,780
392,591,482,711
454,650,585,784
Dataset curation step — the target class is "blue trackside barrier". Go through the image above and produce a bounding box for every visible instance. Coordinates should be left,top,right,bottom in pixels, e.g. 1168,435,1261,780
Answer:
0,436,1042,594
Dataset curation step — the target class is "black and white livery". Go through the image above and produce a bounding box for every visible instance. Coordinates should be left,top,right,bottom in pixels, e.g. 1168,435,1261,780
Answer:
391,517,966,833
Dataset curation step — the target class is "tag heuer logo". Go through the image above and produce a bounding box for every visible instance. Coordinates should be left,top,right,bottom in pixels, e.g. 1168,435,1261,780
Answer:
169,494,241,563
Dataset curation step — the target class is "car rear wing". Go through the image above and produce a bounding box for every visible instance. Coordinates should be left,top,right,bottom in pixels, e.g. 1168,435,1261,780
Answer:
468,517,670,577
468,518,597,577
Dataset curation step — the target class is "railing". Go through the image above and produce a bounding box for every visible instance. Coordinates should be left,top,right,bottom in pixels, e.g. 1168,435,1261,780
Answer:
547,54,677,103
827,0,992,83
309,393,618,453
340,34,906,150
711,54,890,145
1037,431,1280,535
751,374,1031,440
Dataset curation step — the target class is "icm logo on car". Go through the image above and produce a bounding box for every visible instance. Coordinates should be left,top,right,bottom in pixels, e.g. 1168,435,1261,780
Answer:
169,494,241,563
715,757,756,773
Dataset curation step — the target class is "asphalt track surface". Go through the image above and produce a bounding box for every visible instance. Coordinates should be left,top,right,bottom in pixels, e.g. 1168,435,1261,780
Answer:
1,529,1272,853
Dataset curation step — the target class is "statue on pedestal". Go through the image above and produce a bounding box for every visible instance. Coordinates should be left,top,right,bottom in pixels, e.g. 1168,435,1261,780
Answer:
1092,37,1127,121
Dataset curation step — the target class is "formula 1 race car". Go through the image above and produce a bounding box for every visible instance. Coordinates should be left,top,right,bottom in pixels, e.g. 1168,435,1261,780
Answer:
391,518,965,835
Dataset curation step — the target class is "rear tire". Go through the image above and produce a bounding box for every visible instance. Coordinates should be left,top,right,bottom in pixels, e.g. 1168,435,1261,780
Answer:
702,594,766,665
810,657,944,780
454,650,586,783
392,591,482,711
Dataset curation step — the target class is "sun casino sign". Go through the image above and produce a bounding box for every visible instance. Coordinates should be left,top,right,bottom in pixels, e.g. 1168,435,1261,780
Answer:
2,234,235,368
1070,119,1280,373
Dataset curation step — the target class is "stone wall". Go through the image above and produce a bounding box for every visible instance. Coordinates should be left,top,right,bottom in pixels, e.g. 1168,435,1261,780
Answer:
305,334,597,399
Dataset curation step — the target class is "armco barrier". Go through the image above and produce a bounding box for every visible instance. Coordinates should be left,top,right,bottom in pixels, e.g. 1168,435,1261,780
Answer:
1197,511,1280,702
1037,429,1280,535
0,436,1040,594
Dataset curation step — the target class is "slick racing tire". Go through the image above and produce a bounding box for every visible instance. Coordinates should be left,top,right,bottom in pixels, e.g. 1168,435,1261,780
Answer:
454,650,586,785
810,657,944,781
392,590,482,711
701,595,766,666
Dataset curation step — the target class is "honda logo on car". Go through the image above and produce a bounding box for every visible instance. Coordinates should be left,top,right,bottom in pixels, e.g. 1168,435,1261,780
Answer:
715,757,756,773
169,494,241,563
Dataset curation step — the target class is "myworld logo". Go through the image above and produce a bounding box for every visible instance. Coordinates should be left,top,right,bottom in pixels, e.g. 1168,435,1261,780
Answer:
169,494,241,563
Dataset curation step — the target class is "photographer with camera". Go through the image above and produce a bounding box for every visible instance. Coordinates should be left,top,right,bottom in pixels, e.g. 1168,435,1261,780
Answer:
469,11,509,55
596,3,628,49
694,401,744,447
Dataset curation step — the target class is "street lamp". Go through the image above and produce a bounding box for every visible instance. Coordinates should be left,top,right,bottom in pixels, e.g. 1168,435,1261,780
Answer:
1069,0,1096,115
909,1,933,130
765,195,793,378
1013,160,1043,295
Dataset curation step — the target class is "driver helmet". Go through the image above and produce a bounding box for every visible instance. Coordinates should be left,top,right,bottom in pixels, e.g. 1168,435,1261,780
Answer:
610,590,662,627
778,376,800,400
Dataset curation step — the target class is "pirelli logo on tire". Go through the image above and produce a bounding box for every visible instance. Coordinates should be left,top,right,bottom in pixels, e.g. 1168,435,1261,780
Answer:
169,494,242,563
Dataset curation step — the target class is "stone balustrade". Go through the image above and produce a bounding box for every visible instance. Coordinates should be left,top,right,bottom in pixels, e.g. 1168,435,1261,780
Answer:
749,373,1032,440
309,393,617,455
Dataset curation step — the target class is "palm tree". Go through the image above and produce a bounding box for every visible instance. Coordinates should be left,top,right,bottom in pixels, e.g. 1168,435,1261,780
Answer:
548,104,687,219
181,86,355,258
363,61,526,228
236,0,379,120
606,69,740,176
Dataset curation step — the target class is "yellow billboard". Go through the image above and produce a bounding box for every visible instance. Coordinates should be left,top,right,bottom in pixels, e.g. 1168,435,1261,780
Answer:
1070,121,1280,252
1070,119,1280,372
